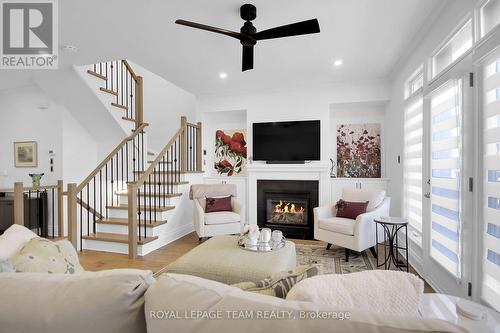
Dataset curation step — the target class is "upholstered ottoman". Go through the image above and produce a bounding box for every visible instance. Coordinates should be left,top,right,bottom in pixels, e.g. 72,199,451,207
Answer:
162,235,296,284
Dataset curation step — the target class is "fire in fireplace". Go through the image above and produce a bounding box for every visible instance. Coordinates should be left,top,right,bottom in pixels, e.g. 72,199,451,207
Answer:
267,199,307,224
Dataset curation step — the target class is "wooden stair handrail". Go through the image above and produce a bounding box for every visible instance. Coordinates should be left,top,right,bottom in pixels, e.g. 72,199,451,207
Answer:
122,59,139,81
76,123,148,192
132,126,185,187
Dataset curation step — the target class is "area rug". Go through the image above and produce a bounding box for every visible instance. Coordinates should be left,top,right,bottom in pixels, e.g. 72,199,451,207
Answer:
295,243,377,275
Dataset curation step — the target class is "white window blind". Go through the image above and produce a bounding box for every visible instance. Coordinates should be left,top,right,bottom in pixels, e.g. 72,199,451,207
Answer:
432,20,473,79
482,51,500,311
480,0,500,38
404,95,424,246
429,80,462,277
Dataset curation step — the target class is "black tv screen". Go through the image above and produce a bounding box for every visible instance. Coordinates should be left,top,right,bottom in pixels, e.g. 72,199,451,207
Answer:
252,120,320,162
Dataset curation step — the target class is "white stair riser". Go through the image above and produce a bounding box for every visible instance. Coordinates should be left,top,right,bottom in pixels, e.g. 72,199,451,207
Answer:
82,239,150,255
95,223,155,237
107,207,173,221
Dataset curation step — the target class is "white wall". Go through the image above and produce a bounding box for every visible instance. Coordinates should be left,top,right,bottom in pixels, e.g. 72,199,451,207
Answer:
129,61,197,151
0,86,63,188
385,0,476,217
198,79,391,167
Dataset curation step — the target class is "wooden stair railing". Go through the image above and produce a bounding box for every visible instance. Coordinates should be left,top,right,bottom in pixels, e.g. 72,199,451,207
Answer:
5,181,64,238
88,59,143,129
67,123,148,250
126,116,202,258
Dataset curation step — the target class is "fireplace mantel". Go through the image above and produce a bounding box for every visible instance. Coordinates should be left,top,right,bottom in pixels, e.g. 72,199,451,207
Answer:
247,163,331,225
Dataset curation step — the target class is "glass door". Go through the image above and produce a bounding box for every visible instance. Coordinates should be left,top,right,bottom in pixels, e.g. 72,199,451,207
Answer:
423,65,474,297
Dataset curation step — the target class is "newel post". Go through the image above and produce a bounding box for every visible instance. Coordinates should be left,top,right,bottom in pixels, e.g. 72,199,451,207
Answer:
180,116,188,172
196,122,202,172
135,76,144,129
13,182,24,225
67,183,78,249
57,180,64,237
127,183,138,259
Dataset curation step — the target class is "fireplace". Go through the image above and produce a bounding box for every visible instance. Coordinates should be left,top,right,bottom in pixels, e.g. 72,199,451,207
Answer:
257,180,318,240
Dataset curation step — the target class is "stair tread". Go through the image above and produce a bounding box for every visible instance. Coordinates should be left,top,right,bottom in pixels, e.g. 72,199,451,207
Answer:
99,87,118,96
96,218,168,228
122,116,135,122
106,204,175,212
115,191,182,198
143,181,189,186
87,70,106,80
82,232,158,245
112,102,128,110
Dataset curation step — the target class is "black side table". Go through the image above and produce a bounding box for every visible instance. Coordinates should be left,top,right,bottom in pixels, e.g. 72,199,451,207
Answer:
374,217,409,272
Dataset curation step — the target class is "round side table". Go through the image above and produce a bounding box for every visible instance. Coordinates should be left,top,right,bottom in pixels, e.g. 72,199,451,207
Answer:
374,217,409,272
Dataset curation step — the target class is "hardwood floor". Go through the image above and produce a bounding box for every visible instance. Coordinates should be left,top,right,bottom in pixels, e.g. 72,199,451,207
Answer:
78,232,434,293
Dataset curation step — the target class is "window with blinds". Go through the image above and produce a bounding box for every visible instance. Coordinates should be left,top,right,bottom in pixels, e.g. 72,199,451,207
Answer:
482,53,500,311
429,80,462,277
404,95,424,247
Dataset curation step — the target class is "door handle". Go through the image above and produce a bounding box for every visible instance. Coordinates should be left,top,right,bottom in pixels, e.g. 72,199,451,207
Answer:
424,192,430,199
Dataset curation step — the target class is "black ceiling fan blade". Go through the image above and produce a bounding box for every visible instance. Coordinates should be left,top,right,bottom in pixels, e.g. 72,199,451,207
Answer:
175,19,243,41
242,45,254,72
254,19,320,40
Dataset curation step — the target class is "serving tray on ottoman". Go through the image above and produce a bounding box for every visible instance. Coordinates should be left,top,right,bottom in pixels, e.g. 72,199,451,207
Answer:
160,235,296,284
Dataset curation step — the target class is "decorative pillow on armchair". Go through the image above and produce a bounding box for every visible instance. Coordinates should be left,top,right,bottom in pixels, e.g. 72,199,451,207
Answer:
335,199,369,220
231,265,319,298
10,238,84,274
205,196,232,213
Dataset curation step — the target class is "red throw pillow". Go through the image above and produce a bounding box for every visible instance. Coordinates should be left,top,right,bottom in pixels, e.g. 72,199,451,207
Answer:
205,196,232,213
335,199,369,220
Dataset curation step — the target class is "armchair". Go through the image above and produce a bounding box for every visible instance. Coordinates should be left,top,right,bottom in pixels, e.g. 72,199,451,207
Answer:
313,188,390,261
190,184,245,240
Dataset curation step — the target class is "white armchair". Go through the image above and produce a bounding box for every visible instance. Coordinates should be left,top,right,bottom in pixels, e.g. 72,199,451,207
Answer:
190,184,245,240
314,188,390,261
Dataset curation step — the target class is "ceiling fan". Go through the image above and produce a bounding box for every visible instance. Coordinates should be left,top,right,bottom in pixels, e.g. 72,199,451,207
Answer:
175,4,320,71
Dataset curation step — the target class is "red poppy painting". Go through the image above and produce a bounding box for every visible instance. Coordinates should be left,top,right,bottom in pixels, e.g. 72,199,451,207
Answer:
214,129,247,176
337,124,381,178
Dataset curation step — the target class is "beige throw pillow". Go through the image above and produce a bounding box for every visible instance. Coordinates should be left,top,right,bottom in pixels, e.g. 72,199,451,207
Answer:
10,237,84,274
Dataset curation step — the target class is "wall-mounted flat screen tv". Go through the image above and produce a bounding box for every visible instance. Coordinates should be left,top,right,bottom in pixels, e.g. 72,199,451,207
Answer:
252,120,320,163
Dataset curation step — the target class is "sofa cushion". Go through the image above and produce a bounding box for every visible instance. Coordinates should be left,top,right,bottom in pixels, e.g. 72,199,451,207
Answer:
205,196,232,213
342,188,385,211
145,273,466,333
231,265,319,298
10,237,84,274
0,224,39,260
205,211,241,225
319,217,356,235
286,271,424,317
335,199,369,220
0,269,154,333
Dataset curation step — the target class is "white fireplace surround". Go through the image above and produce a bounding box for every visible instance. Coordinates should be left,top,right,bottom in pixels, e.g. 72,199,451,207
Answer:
247,163,331,225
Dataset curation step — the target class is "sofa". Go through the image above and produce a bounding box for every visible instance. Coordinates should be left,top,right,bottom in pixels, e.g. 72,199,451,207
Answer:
0,269,467,333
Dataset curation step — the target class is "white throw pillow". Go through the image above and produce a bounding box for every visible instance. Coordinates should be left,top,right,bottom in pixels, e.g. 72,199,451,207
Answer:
341,188,385,211
286,270,423,317
0,224,39,260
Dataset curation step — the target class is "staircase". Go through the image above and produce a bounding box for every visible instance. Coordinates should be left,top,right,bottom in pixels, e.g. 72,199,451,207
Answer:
66,60,203,258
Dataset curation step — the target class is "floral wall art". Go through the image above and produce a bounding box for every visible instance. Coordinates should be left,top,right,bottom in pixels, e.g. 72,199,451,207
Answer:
214,129,247,176
336,123,381,178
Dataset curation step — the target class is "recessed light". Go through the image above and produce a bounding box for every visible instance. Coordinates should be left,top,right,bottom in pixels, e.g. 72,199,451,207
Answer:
219,72,227,79
333,59,343,67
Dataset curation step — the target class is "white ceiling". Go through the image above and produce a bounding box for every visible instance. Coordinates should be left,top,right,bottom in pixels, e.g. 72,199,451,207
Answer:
2,0,449,96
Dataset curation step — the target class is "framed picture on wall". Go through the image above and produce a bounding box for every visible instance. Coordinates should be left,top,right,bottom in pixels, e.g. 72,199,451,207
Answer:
214,129,247,176
14,141,38,168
